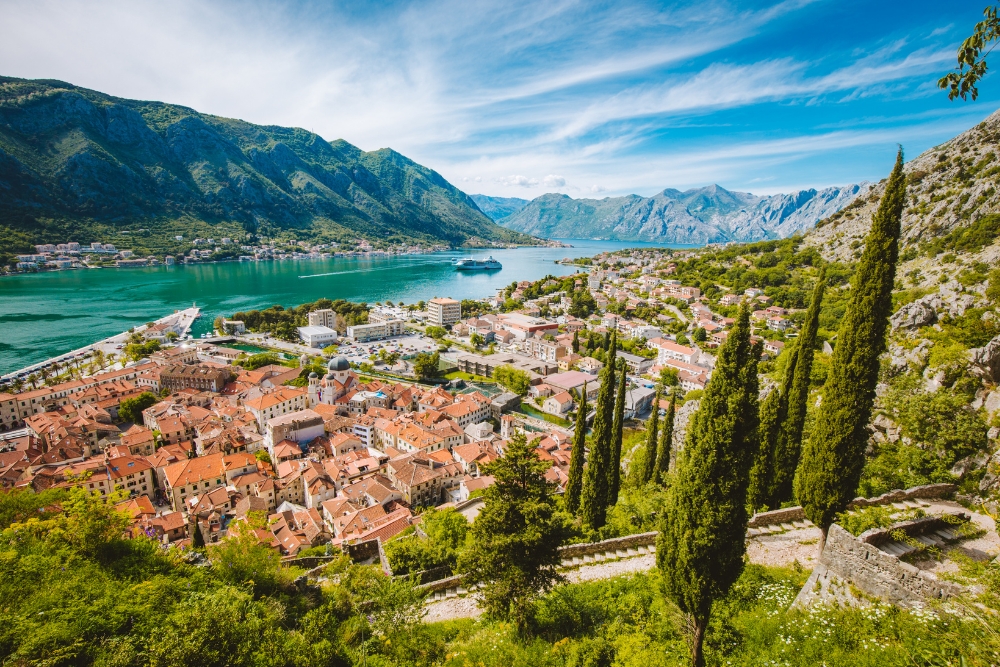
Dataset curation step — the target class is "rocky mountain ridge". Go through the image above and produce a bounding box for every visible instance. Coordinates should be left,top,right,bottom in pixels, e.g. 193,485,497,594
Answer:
483,182,869,244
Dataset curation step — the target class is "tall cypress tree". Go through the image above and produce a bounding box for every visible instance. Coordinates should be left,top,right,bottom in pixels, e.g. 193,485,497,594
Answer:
641,388,661,484
565,383,588,514
581,334,617,529
653,391,676,485
771,267,826,506
608,360,627,503
747,330,801,511
797,150,905,552
572,330,580,353
658,304,760,667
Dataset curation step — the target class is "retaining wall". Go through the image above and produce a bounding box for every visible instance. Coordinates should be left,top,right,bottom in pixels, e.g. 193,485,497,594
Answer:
748,483,957,529
820,522,967,606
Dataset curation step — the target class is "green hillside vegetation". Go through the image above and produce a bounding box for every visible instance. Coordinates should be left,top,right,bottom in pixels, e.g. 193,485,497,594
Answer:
0,76,536,260
5,485,998,667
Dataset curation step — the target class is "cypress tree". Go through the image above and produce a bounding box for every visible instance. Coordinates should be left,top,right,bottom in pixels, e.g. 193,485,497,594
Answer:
572,330,580,353
771,267,826,506
565,382,587,514
747,380,787,512
653,391,676,485
797,150,906,552
658,304,760,667
641,388,661,485
608,359,627,503
581,334,617,529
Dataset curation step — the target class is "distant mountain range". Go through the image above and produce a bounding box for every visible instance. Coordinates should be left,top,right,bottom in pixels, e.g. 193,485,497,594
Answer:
472,183,870,244
0,76,534,256
468,194,530,221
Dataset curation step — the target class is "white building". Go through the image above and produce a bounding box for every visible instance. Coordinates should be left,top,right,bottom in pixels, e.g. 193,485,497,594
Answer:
647,338,701,366
427,297,461,326
346,320,404,343
298,325,339,348
308,309,337,328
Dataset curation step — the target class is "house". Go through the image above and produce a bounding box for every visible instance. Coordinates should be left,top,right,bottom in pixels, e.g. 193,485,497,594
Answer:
768,316,791,332
545,371,600,400
542,391,574,416
245,387,308,429
763,340,785,357
647,338,700,366
719,294,742,306
617,352,653,375
624,387,656,418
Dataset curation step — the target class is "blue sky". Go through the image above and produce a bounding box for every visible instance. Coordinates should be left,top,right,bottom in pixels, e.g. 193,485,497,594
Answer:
0,0,996,198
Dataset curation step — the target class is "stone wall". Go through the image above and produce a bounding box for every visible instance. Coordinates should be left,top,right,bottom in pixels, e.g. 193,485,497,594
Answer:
747,506,806,528
846,483,956,510
819,523,967,607
747,483,956,529
557,532,658,558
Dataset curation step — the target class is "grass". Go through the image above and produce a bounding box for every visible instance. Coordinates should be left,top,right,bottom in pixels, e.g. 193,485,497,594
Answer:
425,564,1000,667
518,403,572,427
444,371,492,382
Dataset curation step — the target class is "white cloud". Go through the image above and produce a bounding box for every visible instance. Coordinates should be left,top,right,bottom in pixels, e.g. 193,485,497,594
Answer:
499,175,540,188
0,0,973,201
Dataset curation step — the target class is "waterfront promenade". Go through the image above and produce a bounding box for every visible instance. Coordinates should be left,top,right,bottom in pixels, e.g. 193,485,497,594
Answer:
0,307,200,383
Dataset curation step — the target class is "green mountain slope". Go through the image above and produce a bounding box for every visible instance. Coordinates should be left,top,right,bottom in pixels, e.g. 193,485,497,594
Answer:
0,76,534,255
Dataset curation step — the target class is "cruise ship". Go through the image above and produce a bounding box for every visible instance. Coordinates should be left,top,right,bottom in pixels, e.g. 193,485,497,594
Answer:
453,256,502,271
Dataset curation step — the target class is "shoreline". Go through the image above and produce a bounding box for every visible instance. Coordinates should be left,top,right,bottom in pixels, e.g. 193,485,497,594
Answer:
1,240,573,279
0,307,200,383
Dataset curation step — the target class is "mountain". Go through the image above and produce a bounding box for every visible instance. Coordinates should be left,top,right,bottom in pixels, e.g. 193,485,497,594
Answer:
806,109,1000,266
468,194,530,221
495,183,869,244
0,76,535,255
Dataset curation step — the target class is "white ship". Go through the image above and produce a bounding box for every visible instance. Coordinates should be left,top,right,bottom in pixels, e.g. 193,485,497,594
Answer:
454,256,502,271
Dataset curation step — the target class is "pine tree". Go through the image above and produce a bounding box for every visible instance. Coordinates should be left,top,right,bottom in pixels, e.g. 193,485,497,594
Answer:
580,334,617,529
797,150,906,552
641,388,661,484
565,382,587,514
608,360,627,503
658,304,760,667
771,267,826,506
653,391,676,485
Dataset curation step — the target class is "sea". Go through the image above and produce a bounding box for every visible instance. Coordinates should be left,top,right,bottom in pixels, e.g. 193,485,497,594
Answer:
0,239,696,374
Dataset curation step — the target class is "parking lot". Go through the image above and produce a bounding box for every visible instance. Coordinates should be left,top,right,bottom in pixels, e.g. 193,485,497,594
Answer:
338,333,440,366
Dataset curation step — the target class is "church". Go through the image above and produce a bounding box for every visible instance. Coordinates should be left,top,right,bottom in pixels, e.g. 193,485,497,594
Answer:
308,356,359,407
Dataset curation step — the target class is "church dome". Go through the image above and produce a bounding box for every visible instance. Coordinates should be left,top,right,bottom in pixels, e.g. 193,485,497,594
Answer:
328,355,350,372
309,372,318,379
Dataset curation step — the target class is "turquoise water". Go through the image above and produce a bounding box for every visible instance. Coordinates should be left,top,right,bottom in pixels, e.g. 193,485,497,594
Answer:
0,239,693,374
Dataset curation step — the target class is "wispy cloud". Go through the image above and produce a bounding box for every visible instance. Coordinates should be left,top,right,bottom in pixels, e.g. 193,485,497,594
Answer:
0,0,990,198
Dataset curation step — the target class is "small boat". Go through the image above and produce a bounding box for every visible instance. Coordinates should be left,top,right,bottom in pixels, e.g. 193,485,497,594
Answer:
454,256,502,271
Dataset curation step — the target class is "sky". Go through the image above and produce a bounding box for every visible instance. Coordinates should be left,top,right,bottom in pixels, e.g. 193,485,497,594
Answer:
0,0,997,199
